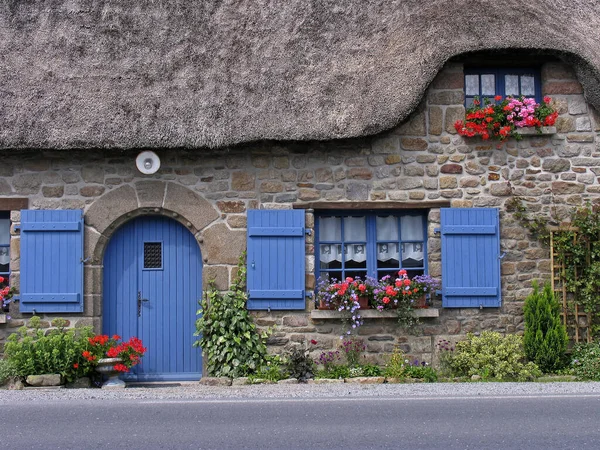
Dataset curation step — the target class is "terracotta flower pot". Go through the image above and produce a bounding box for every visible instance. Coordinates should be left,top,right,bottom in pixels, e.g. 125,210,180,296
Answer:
318,299,335,310
357,295,370,310
413,295,428,309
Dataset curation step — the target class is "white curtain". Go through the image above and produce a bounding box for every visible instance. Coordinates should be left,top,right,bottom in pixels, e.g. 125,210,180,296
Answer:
319,215,424,265
320,216,367,264
0,218,9,266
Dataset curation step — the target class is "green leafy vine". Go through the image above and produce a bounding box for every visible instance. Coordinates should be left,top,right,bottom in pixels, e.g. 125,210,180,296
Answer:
194,253,271,378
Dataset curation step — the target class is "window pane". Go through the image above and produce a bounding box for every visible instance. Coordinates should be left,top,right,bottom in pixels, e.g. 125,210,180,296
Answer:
319,217,341,241
481,74,495,96
505,74,519,96
320,244,342,265
376,216,397,241
466,97,477,108
344,243,367,264
344,217,366,241
401,242,424,267
465,75,479,96
377,242,399,264
400,215,423,241
521,75,535,96
0,218,9,245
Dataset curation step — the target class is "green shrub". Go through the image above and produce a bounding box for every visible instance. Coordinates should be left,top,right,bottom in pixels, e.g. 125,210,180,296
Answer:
0,358,18,384
360,363,382,377
4,317,95,383
194,254,271,378
444,331,541,381
404,365,438,382
571,341,600,381
523,281,568,373
249,356,288,383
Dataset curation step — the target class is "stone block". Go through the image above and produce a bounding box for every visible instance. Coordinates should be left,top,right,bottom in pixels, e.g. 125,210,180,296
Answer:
134,181,166,208
164,183,220,231
80,185,106,197
373,136,400,154
347,168,373,180
26,374,62,387
440,164,463,174
542,159,570,173
429,106,443,135
346,183,369,200
202,216,245,261
400,138,428,151
345,377,385,384
66,377,92,389
568,97,588,115
576,117,592,132
84,185,138,234
42,186,64,198
551,181,585,194
555,116,575,133
12,173,42,194
444,106,465,133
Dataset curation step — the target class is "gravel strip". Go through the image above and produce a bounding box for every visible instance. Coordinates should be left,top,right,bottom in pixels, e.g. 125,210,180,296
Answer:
2,381,600,402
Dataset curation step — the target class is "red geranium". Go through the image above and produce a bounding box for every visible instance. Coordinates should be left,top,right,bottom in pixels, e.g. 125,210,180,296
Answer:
83,334,147,373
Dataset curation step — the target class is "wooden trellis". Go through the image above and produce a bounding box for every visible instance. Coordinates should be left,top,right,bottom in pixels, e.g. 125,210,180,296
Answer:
549,227,593,344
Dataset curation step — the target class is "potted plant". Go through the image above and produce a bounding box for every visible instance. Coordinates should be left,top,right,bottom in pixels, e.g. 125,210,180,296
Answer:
82,334,147,388
454,95,558,141
0,275,15,320
409,274,441,309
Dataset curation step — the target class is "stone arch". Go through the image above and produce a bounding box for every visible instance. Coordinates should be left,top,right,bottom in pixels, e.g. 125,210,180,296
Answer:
82,181,246,320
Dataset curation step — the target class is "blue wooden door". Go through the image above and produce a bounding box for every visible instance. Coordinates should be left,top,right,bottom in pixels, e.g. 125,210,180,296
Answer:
103,216,202,381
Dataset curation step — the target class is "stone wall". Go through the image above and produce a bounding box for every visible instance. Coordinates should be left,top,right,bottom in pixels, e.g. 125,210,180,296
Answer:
0,60,598,366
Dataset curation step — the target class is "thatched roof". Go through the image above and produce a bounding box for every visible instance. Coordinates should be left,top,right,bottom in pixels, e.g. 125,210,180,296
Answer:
1,0,599,150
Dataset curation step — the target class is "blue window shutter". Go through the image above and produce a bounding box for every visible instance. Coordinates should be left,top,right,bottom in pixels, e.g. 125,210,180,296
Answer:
20,210,84,313
247,210,305,310
441,208,501,308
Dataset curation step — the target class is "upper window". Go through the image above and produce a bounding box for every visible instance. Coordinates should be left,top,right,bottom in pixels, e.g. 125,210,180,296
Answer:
0,212,9,280
316,211,427,282
464,68,541,107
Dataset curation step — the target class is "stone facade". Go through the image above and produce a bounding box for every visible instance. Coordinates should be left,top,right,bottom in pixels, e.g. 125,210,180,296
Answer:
0,60,598,367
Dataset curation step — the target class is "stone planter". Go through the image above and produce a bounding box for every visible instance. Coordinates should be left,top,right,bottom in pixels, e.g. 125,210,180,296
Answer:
96,358,126,389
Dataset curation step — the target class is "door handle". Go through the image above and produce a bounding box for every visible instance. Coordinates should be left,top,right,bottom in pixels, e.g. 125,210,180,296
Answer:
137,291,149,317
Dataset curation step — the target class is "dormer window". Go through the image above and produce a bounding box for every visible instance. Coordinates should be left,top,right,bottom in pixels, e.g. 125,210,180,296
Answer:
464,68,541,107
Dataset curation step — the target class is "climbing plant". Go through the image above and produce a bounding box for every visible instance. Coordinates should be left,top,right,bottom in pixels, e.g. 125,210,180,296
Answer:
194,253,271,378
510,198,600,340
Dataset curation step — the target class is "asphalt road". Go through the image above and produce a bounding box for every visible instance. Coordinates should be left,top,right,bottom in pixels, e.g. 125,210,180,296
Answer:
3,390,600,449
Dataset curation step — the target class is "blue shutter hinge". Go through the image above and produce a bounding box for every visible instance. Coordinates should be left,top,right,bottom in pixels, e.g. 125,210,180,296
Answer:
251,261,255,269
498,252,506,260
13,225,20,232
305,229,312,236
80,256,91,264
433,227,440,234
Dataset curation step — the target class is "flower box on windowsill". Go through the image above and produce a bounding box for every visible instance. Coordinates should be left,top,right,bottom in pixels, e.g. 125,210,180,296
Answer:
310,309,439,320
515,126,556,137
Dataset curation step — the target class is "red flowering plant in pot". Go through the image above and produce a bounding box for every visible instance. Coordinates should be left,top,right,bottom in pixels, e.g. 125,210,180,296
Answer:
454,95,558,141
81,334,147,373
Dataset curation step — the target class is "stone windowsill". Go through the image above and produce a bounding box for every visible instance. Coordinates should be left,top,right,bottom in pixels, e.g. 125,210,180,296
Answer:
0,313,6,324
311,309,439,320
515,126,556,136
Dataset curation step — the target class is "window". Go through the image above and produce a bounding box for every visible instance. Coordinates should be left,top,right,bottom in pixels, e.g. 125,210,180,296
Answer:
316,211,427,282
143,242,163,270
0,212,9,281
464,68,541,107
0,212,10,312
